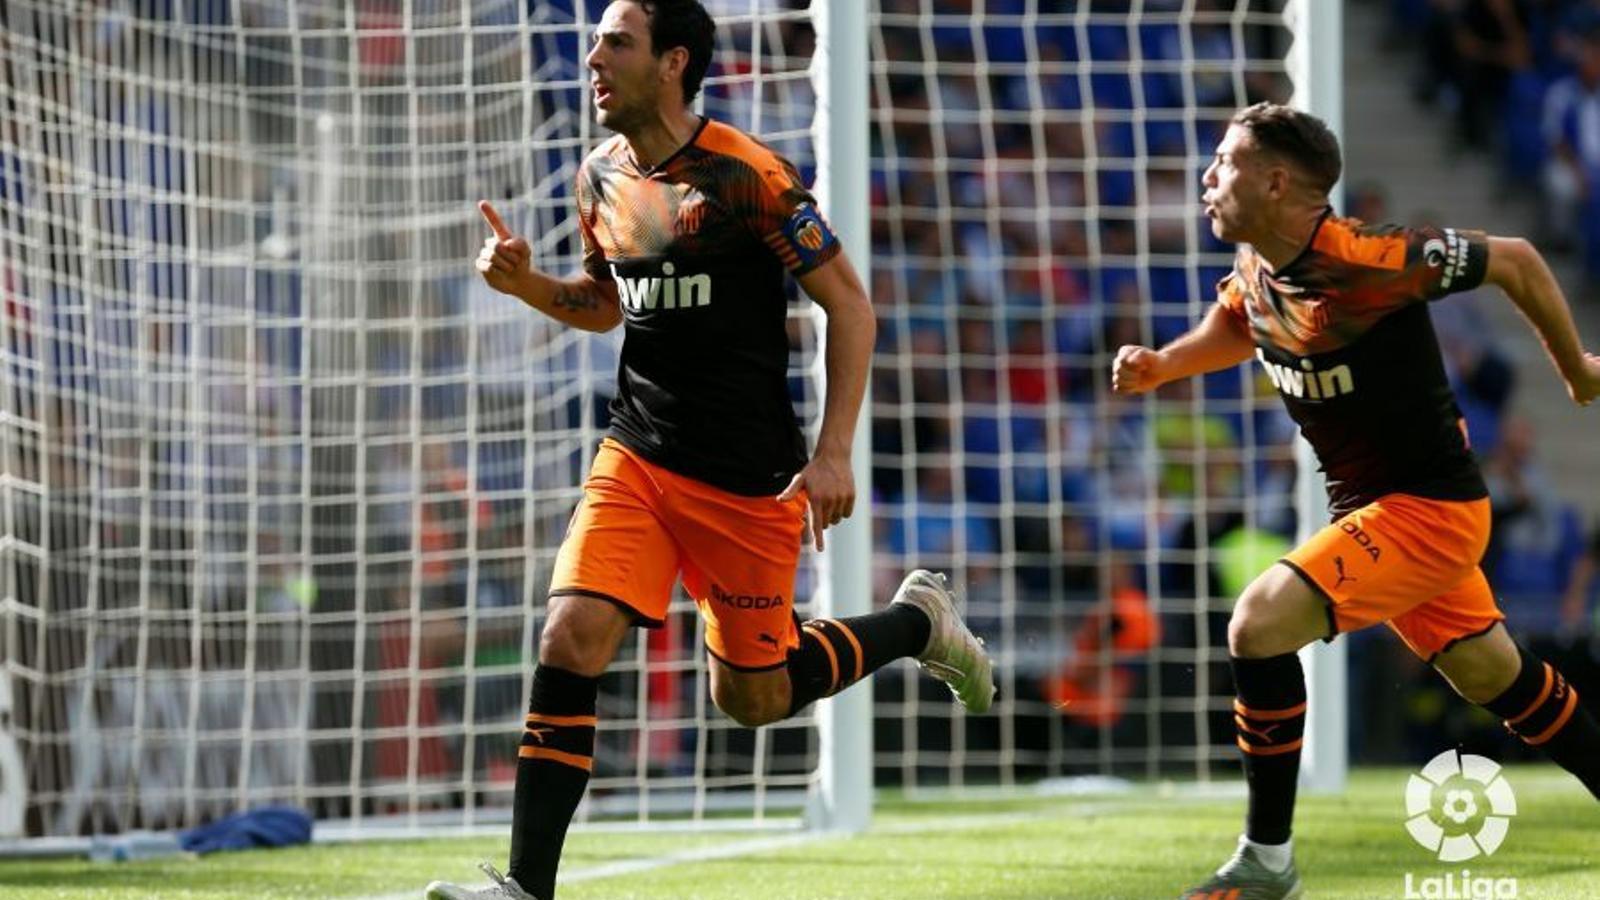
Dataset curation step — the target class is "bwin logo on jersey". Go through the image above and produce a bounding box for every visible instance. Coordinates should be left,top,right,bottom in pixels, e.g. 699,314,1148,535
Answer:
1256,348,1355,401
611,261,712,311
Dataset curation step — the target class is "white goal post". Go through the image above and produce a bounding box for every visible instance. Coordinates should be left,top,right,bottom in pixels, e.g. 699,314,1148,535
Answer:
1286,0,1348,796
809,0,874,835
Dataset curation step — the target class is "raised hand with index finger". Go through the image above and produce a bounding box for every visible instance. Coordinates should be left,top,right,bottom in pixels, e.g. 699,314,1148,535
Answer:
475,200,535,297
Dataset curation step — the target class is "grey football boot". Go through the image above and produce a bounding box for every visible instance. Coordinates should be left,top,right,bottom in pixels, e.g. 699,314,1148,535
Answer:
425,862,538,900
1177,839,1304,900
890,569,996,714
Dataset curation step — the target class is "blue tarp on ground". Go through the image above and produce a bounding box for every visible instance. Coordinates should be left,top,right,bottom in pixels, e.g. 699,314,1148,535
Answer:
179,806,313,855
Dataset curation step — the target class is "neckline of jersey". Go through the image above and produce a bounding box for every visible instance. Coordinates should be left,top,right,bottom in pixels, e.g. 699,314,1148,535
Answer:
1263,204,1334,278
632,115,710,177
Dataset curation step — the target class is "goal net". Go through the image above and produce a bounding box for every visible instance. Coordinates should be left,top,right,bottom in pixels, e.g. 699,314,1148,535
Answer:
0,0,1327,841
0,0,820,838
864,0,1313,792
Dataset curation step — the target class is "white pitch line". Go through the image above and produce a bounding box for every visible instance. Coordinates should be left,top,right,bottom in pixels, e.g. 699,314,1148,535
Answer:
352,797,1187,899
351,831,819,900
559,830,822,884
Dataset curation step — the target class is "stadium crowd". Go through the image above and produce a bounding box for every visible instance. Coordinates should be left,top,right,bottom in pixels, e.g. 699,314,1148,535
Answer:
1372,0,1600,759
1392,0,1600,277
865,0,1600,765
9,1,1600,830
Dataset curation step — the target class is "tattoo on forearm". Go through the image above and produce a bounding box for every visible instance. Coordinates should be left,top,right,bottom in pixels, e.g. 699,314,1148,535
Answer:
552,284,598,313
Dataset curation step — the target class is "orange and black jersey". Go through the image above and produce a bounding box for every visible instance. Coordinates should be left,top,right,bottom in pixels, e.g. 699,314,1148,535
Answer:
1218,211,1492,518
576,117,841,496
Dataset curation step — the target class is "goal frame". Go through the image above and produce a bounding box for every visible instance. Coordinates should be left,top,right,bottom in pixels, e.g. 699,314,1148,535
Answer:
1287,0,1348,796
809,0,874,835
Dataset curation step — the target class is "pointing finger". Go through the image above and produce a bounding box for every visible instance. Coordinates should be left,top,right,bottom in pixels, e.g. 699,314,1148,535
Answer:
478,200,512,240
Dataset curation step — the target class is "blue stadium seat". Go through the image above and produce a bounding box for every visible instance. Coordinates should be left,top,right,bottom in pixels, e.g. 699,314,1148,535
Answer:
1090,72,1136,110
1086,23,1129,61
983,25,1032,64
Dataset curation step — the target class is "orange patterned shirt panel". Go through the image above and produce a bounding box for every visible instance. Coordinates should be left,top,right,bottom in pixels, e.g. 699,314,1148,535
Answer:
1217,215,1488,357
576,121,838,282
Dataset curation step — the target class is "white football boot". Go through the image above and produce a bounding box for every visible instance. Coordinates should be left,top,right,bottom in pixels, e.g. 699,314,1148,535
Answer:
890,570,996,714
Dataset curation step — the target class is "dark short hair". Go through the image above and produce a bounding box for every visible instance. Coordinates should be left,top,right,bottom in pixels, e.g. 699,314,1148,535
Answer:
639,0,716,104
1230,102,1342,195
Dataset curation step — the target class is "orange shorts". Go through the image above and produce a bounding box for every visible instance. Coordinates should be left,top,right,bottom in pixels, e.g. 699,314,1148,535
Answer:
549,439,806,671
1282,493,1502,661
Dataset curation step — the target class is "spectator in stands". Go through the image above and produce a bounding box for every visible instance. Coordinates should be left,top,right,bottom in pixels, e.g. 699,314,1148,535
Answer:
1151,376,1240,502
909,324,954,455
1006,319,1052,405
1541,21,1600,270
1483,416,1588,632
1431,279,1517,453
1347,179,1391,224
372,585,454,805
1420,0,1531,150
1043,562,1159,732
1561,521,1600,633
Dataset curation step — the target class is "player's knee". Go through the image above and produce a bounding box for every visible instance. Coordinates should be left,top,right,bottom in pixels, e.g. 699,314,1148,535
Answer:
1228,614,1266,658
1228,604,1296,659
1229,570,1325,658
711,680,787,728
537,613,612,677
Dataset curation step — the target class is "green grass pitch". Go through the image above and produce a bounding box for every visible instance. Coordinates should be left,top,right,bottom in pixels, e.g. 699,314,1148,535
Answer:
2,766,1595,899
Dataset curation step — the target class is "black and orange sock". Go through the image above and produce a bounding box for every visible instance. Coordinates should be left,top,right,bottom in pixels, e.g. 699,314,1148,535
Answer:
786,605,931,716
1482,645,1600,799
508,665,598,899
1231,653,1307,846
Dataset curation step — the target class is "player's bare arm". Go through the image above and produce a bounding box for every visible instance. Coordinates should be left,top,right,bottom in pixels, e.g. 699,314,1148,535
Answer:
1111,301,1255,395
777,251,874,551
1483,235,1600,405
475,199,623,333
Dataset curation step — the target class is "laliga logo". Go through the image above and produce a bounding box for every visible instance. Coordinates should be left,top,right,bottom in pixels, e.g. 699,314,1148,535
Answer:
1404,750,1517,861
